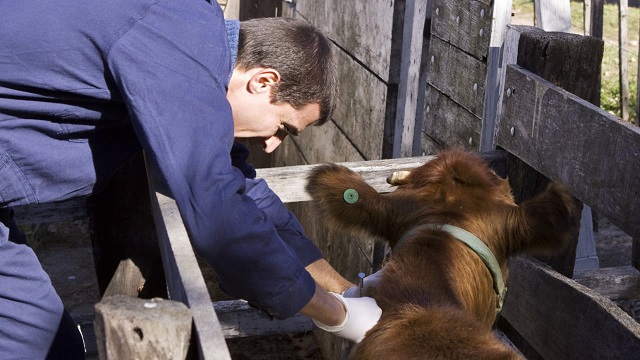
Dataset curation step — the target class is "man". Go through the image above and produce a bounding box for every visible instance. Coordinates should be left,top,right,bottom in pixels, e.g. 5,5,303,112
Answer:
0,1,380,358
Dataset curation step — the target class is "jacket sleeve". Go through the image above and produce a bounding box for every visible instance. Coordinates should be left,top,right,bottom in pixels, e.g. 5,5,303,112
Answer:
231,143,323,267
106,0,314,319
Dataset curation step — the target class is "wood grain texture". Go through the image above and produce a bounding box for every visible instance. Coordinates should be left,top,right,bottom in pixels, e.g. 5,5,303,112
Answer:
430,0,492,59
501,257,640,360
294,0,395,80
497,64,640,240
427,36,487,118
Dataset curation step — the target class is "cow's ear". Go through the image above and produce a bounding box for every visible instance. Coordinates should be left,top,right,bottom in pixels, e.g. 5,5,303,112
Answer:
507,183,580,256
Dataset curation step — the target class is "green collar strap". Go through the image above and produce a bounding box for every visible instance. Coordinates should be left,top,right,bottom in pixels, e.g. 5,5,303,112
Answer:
394,224,506,312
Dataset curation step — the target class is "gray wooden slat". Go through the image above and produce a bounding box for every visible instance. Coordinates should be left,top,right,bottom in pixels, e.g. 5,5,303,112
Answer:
427,36,487,118
534,0,572,32
258,151,507,204
501,257,640,360
422,84,482,152
497,64,640,240
213,300,315,338
146,162,231,360
294,0,395,81
430,0,493,60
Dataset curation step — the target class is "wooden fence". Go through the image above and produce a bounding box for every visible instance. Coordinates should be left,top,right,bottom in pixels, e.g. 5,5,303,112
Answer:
11,0,640,359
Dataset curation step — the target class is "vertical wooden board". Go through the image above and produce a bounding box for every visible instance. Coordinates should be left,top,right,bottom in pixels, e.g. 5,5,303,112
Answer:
534,0,572,32
421,85,482,151
430,0,492,59
330,46,388,161
270,137,308,168
294,0,395,80
427,36,487,117
497,65,640,240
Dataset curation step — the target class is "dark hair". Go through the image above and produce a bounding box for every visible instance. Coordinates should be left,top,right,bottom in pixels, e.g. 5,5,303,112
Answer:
236,17,337,125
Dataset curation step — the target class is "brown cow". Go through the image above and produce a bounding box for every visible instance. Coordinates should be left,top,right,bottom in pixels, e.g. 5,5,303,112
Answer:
306,149,580,360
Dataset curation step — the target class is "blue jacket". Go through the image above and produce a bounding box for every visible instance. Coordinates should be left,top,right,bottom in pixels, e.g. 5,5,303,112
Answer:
0,0,320,318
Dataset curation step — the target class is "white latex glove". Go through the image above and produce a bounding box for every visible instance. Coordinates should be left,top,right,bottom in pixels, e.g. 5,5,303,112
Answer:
342,270,384,298
313,293,382,343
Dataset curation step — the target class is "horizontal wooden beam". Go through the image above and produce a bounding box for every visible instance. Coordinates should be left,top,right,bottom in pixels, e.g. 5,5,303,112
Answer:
496,64,640,240
256,150,507,204
500,257,640,359
213,300,314,338
574,265,640,301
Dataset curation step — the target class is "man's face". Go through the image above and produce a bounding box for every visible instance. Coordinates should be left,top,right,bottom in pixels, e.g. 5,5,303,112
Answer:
227,68,320,153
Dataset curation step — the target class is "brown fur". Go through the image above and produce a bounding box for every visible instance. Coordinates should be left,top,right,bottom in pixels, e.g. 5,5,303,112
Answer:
305,150,580,359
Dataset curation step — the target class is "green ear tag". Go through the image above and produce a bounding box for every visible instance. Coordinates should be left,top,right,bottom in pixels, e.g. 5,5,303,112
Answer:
343,189,359,204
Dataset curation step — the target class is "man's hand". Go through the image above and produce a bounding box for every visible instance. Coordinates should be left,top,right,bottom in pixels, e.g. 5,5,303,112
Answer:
312,293,381,343
342,270,384,298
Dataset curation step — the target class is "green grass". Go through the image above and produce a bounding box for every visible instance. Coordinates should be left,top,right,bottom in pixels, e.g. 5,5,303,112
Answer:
513,0,639,124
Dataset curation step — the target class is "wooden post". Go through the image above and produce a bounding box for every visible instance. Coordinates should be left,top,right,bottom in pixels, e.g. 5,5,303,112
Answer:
506,28,604,277
620,0,630,121
94,295,192,360
88,151,167,299
534,0,572,32
590,0,605,39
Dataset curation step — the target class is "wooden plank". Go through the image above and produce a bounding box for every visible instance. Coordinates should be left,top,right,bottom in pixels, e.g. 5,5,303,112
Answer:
620,0,630,121
500,257,640,360
146,162,231,360
480,0,514,151
497,64,640,240
257,150,507,203
430,0,493,60
534,0,572,32
329,44,387,161
427,36,487,118
422,85,481,152
589,0,605,39
392,0,428,158
94,295,192,360
574,265,640,301
294,0,395,80
213,300,314,338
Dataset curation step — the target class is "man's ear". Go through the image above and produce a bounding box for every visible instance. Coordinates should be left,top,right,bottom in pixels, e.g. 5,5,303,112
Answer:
248,68,280,94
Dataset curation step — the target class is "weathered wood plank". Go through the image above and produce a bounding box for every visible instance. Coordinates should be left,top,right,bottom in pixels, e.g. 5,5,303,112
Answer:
427,36,487,118
294,0,395,80
328,43,387,161
497,64,640,240
422,85,482,152
213,300,314,338
94,296,192,360
258,151,507,204
534,0,572,32
574,265,640,301
500,257,640,360
146,162,231,360
392,0,428,158
430,0,493,60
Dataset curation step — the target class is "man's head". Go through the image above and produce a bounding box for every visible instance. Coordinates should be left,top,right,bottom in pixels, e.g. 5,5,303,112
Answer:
227,17,337,153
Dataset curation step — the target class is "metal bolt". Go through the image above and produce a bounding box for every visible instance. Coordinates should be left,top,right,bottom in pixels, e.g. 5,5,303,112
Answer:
506,88,512,97
431,55,435,63
479,28,484,37
480,9,485,18
473,83,478,92
426,105,430,113
468,137,473,146
435,7,439,16
510,127,515,136
456,16,460,24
